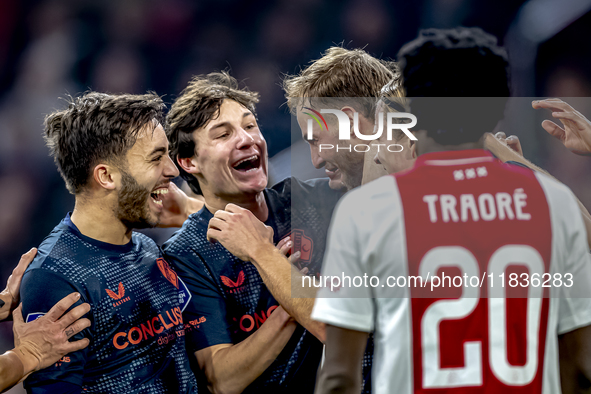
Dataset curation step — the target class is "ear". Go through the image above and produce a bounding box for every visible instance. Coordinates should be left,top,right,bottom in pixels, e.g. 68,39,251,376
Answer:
413,129,428,157
177,155,200,175
92,163,118,190
340,106,357,138
341,106,373,142
409,138,417,159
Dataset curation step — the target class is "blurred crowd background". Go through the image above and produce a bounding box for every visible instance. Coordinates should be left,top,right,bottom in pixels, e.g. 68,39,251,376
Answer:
2,0,591,390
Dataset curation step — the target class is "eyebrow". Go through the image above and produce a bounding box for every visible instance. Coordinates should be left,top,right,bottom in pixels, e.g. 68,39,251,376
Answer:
149,147,167,157
209,111,254,130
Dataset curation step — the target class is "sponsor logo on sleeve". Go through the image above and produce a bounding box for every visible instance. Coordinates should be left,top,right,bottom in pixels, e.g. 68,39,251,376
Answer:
220,271,246,293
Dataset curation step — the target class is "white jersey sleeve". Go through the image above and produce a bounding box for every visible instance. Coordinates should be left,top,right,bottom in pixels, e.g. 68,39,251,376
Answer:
535,172,591,335
311,182,377,332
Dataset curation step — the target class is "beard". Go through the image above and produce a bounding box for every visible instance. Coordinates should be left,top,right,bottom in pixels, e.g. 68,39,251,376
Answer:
114,169,157,230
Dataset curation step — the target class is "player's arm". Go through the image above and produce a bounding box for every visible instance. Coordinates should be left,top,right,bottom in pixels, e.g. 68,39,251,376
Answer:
532,98,591,155
312,189,375,394
207,205,326,341
0,293,90,393
20,269,93,393
484,133,591,248
315,325,368,394
195,306,297,394
541,173,591,393
158,182,205,228
558,325,591,394
163,251,300,394
0,248,37,321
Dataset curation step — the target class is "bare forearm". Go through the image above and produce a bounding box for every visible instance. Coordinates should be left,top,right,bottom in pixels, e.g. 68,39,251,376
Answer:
0,351,25,392
202,309,296,394
316,372,361,394
251,245,326,341
316,326,367,394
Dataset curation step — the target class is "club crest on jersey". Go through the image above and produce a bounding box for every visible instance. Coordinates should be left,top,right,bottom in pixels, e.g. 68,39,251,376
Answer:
221,271,246,293
157,258,179,289
106,282,131,307
289,229,313,263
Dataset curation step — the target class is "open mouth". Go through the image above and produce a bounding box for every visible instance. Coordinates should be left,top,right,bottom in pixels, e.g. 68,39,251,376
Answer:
232,155,261,173
150,188,169,206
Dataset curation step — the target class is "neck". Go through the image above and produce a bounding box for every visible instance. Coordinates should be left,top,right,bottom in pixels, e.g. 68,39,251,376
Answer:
417,132,486,156
70,195,132,245
203,189,269,222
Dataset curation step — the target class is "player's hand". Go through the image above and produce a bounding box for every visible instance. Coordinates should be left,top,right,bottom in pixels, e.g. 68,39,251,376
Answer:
483,133,522,163
207,204,274,262
276,236,292,257
0,248,37,321
494,132,523,156
12,293,91,375
158,183,204,228
276,236,302,267
533,98,591,156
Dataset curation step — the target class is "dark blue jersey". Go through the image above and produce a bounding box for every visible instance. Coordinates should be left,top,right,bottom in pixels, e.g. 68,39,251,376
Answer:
20,214,198,394
287,177,344,276
163,177,342,393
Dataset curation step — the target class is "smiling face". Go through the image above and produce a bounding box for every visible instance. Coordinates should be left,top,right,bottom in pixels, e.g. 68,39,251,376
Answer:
115,122,179,229
189,99,268,199
296,105,365,191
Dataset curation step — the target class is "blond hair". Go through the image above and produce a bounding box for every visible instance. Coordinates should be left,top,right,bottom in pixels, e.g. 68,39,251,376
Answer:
283,47,397,121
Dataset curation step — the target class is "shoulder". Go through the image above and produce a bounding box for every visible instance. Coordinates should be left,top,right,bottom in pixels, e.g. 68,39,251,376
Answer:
533,171,576,201
132,231,160,253
339,175,398,211
332,176,400,230
533,172,581,223
163,209,209,254
271,176,342,198
28,222,91,277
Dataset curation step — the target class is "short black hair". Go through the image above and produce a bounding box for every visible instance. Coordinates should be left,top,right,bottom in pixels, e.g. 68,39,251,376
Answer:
45,92,165,194
166,71,259,195
398,27,510,145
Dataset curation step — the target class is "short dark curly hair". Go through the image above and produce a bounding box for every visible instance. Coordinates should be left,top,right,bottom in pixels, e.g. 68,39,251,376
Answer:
44,91,165,194
398,27,510,145
166,72,260,195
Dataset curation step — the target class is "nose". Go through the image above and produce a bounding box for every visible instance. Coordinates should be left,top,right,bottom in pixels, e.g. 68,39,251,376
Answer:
164,154,180,178
236,127,256,150
310,145,325,169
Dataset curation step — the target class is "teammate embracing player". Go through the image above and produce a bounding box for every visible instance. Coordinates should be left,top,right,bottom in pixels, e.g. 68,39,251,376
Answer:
312,27,591,394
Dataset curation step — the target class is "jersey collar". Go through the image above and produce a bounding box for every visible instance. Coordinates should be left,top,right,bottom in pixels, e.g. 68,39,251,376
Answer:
415,149,495,168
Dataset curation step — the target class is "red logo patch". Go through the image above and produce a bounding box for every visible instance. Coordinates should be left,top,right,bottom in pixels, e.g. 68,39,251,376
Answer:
157,258,179,289
221,271,246,293
290,229,313,263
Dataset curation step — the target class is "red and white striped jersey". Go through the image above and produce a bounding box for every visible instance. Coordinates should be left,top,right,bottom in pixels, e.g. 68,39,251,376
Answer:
312,149,591,394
